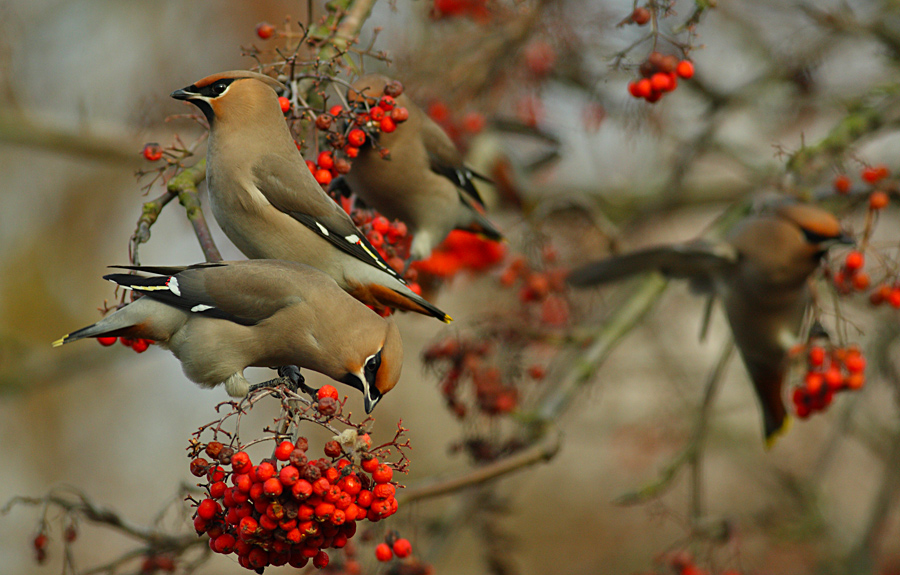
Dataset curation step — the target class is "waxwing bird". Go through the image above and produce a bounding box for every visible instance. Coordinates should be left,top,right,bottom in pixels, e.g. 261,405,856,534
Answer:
170,70,449,322
336,74,504,262
568,201,853,444
53,260,403,413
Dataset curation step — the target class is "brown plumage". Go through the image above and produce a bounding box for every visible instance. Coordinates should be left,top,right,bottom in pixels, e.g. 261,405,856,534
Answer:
339,74,503,261
568,200,852,444
53,260,403,413
171,70,449,322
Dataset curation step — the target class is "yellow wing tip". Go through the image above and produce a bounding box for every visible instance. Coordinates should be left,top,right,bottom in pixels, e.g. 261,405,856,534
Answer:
51,336,67,348
764,416,792,450
442,314,453,324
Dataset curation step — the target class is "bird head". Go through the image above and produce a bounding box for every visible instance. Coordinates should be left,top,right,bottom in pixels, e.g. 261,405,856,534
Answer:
775,202,854,256
171,70,286,125
340,317,403,413
347,74,392,108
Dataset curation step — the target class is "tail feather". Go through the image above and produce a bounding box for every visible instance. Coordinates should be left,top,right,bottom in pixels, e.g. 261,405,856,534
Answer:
53,317,142,347
356,283,452,323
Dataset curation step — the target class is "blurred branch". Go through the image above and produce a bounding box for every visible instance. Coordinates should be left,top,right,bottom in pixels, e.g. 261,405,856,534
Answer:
170,160,221,263
399,430,561,504
0,108,140,165
614,339,735,508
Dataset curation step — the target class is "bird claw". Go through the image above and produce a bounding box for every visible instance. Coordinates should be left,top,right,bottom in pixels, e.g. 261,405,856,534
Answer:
277,365,318,399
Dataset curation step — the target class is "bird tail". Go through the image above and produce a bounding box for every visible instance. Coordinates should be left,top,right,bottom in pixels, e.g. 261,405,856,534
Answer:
742,356,789,447
463,209,504,243
52,306,146,347
362,284,452,323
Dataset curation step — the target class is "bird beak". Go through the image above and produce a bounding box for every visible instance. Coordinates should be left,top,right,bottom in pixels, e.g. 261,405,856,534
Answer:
364,389,382,414
171,87,196,101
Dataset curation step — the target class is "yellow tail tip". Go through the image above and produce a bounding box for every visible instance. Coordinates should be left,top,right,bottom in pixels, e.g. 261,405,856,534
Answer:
764,416,792,450
51,336,67,348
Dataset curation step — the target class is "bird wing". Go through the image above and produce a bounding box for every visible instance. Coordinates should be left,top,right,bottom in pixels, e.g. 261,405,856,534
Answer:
567,240,739,287
105,262,304,326
252,154,405,282
421,118,488,207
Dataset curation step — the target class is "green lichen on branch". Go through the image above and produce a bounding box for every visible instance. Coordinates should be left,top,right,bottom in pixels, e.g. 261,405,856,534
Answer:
168,159,222,263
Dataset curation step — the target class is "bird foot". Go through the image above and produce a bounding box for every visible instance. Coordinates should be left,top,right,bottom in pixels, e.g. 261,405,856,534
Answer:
277,365,319,399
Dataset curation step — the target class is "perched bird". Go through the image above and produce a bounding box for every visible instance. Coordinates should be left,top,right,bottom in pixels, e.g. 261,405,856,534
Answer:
170,70,449,322
568,201,852,444
337,74,503,262
53,260,403,413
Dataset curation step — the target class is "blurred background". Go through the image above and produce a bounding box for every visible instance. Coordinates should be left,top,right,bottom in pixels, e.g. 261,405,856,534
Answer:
2,0,900,574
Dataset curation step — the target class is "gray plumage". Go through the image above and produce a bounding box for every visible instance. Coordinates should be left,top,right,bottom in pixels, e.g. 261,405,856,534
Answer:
170,70,449,322
341,74,503,261
54,260,403,412
569,201,852,444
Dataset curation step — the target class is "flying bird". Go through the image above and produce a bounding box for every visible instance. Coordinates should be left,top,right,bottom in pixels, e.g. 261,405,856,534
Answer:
336,73,504,262
53,260,403,413
568,200,852,444
170,70,449,322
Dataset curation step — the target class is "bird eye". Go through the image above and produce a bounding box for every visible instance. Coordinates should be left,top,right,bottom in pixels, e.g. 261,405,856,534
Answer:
365,351,382,375
212,82,228,96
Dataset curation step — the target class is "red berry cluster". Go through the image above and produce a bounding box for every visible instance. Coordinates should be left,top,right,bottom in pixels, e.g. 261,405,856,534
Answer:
424,338,520,419
188,421,399,569
96,336,154,353
869,282,900,308
627,52,694,103
832,165,892,210
373,531,413,562
142,143,163,162
793,344,866,419
499,251,570,327
830,250,869,294
425,99,488,148
430,0,490,22
304,82,411,190
413,230,507,279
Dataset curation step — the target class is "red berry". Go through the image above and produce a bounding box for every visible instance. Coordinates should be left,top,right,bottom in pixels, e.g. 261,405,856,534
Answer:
306,160,317,173
375,543,393,562
131,338,150,353
314,169,333,186
844,251,864,272
231,451,251,472
197,499,219,521
371,216,390,234
318,385,339,400
142,143,163,162
329,104,344,116
324,441,342,458
844,350,866,373
315,114,333,130
675,60,694,79
869,191,889,210
650,72,672,92
256,461,276,482
390,107,409,122
368,230,384,248
275,440,295,461
379,96,396,110
632,6,650,25
380,117,397,133
393,538,412,558
214,533,236,554
370,106,386,121
292,479,313,500
634,78,652,99
314,550,330,568
256,22,275,39
361,456,379,473
805,371,824,394
263,477,283,497
315,152,334,171
247,547,269,569
428,101,450,124
278,96,291,114
372,464,393,484
347,129,366,147
833,174,851,194
190,458,209,477
334,158,351,174
345,145,359,158
279,465,300,486
808,346,826,367
33,534,48,550
96,336,117,346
